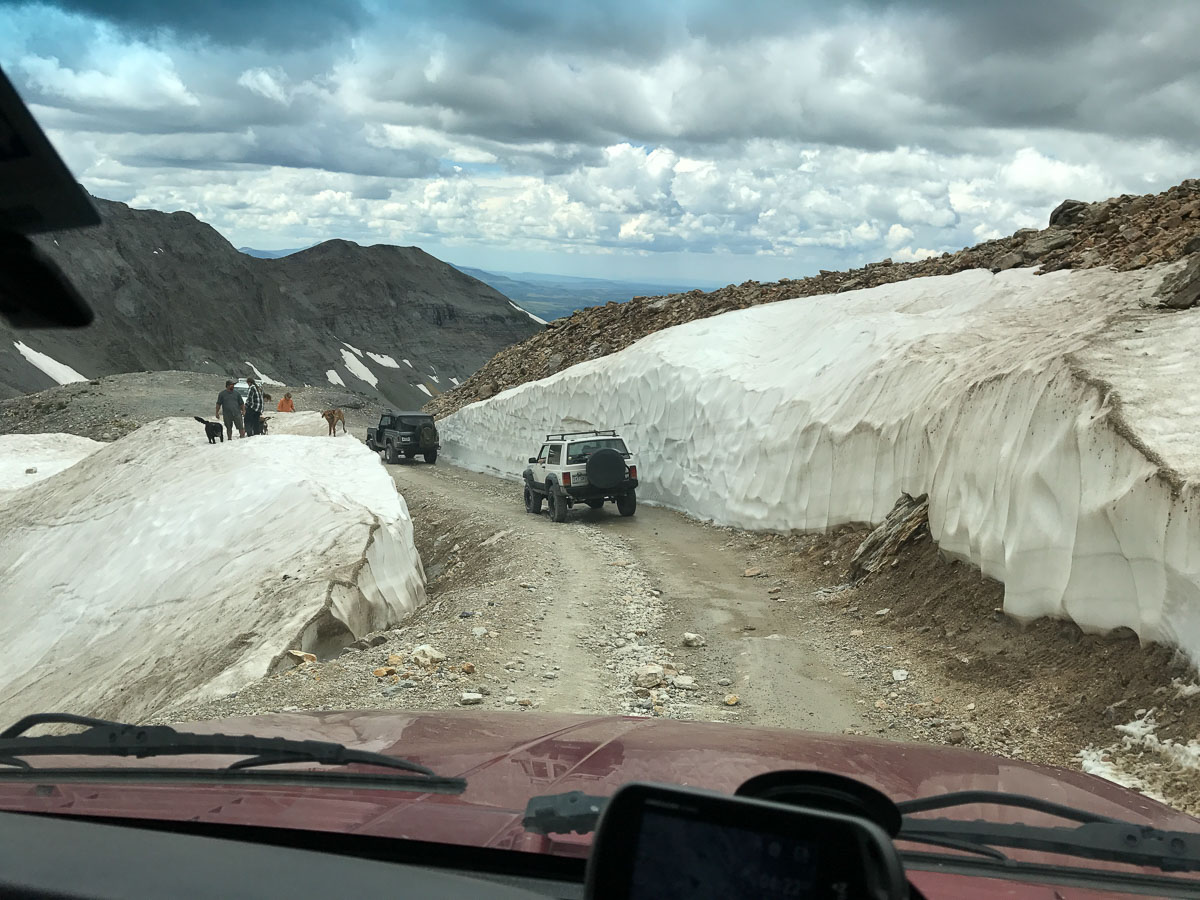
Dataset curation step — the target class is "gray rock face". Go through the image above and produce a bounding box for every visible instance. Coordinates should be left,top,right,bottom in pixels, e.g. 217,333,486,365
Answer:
0,198,540,406
1020,228,1074,259
1156,256,1200,310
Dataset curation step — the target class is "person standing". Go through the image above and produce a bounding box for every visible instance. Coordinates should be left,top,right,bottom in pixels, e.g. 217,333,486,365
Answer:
277,392,295,412
215,380,245,440
245,376,265,436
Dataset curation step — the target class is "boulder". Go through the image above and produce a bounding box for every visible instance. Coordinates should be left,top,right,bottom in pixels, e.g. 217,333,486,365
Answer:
1021,228,1074,260
1156,256,1200,310
632,664,664,688
410,644,446,667
1048,199,1090,228
993,251,1024,272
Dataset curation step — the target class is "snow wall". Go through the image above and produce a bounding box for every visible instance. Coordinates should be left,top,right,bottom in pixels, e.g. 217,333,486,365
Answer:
439,265,1200,664
0,415,424,722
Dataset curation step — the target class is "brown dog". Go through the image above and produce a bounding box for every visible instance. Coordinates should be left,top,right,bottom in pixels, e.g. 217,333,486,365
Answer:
322,408,346,436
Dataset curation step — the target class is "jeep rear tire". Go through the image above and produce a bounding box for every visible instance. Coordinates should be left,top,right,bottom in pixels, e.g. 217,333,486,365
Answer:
585,498,605,510
524,484,543,514
385,442,398,464
617,490,636,517
424,449,438,464
549,486,568,523
586,448,625,490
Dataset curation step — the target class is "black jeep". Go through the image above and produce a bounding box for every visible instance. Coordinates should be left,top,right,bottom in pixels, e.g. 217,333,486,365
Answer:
367,410,440,464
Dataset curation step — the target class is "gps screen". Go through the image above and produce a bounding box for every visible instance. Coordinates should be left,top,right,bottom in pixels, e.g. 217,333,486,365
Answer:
627,808,835,899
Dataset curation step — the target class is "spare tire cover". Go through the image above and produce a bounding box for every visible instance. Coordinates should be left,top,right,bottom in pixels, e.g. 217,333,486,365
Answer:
419,424,437,447
586,448,625,489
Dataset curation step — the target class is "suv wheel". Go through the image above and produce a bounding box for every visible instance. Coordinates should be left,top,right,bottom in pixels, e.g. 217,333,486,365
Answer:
585,499,605,510
549,486,568,523
524,483,543,514
424,449,438,464
385,443,398,464
617,490,636,517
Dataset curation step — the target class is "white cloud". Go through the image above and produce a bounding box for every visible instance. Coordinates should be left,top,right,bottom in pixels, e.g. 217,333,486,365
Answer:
8,2,1200,281
885,224,915,248
237,67,291,105
17,48,199,111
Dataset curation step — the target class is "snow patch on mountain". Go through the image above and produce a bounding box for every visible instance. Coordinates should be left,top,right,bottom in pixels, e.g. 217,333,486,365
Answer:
0,418,425,722
439,264,1200,665
245,361,284,386
510,300,548,326
326,368,345,386
340,348,379,388
367,351,400,368
13,340,87,385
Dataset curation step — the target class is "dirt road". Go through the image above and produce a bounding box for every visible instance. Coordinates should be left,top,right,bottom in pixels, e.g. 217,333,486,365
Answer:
387,460,903,736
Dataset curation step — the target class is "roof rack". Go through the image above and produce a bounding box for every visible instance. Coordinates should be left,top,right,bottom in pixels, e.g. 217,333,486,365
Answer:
545,429,617,441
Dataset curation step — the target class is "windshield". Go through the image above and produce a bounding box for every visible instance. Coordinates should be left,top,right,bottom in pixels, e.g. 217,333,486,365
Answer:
3,1,1200,894
566,438,629,462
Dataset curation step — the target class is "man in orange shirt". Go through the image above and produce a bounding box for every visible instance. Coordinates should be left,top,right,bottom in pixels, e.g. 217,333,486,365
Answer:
277,392,295,412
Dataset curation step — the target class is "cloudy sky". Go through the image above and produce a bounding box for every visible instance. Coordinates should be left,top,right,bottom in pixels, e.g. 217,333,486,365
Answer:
3,0,1199,283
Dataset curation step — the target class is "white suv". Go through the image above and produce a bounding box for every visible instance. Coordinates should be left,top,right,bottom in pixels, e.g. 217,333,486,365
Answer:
523,430,639,522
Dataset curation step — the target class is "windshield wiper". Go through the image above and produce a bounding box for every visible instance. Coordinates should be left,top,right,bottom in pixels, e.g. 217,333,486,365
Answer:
0,713,466,794
898,791,1200,874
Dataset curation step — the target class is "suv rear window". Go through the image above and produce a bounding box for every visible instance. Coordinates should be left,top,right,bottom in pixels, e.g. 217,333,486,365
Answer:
567,438,629,462
399,416,432,426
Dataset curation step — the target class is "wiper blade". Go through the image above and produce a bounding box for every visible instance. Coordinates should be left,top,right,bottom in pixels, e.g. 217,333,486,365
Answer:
901,818,1200,873
0,713,466,794
897,790,1122,825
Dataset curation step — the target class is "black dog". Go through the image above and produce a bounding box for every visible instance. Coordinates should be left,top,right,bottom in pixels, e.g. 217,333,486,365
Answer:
194,416,224,444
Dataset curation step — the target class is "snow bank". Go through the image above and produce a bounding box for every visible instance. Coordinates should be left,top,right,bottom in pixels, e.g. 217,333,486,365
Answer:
264,410,348,437
12,340,87,384
440,264,1200,663
0,417,424,722
0,433,102,491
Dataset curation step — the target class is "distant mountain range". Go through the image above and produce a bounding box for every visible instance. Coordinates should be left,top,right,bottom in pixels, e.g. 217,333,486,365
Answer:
237,246,310,259
237,247,721,322
451,266,721,321
1,202,541,407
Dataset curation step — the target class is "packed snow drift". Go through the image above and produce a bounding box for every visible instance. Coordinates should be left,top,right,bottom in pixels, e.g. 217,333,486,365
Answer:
0,433,102,491
0,417,424,722
439,263,1200,664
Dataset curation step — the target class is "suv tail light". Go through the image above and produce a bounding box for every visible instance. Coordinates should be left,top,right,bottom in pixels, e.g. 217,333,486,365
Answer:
561,472,571,486
628,465,637,479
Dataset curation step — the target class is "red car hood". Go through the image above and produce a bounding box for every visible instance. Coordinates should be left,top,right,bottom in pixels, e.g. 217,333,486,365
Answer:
0,710,1196,897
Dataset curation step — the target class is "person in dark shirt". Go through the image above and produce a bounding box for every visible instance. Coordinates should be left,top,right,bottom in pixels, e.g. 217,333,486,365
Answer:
215,381,245,440
245,377,265,436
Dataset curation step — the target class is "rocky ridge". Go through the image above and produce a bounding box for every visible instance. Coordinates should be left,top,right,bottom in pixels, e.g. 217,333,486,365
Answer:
428,179,1200,418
